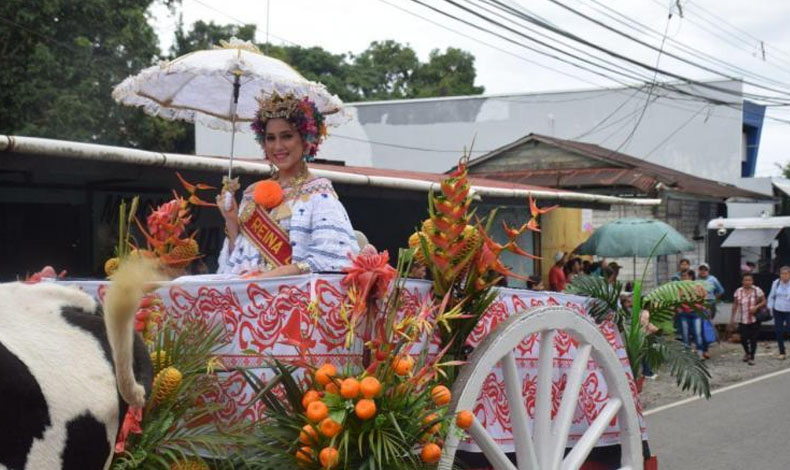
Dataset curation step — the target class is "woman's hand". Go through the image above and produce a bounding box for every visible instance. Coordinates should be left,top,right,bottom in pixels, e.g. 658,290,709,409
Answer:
217,191,240,241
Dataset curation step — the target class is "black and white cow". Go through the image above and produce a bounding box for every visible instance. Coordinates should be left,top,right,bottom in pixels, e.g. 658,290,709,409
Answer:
0,261,158,470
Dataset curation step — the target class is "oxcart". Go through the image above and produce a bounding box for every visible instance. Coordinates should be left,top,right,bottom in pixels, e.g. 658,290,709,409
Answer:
67,273,649,470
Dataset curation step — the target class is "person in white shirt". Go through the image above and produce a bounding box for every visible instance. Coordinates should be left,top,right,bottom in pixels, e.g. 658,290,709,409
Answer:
767,266,790,360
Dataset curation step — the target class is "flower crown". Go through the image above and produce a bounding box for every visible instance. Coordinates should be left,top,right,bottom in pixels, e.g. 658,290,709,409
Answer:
251,92,328,160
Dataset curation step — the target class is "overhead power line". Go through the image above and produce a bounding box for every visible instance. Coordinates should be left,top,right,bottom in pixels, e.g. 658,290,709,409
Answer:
373,0,616,89
474,0,790,104
545,0,790,99
577,0,790,90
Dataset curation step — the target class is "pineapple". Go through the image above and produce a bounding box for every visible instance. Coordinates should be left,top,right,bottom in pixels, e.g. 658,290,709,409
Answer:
104,257,120,277
152,366,182,406
166,239,199,269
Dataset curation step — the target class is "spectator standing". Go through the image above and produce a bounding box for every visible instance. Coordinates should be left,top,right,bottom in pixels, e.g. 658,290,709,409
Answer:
582,260,592,275
677,269,709,359
549,252,568,292
608,262,622,284
767,266,790,360
698,263,725,319
730,273,767,365
565,257,582,283
671,258,691,281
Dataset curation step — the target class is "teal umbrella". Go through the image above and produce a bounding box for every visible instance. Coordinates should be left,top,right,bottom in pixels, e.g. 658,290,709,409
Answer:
575,218,693,258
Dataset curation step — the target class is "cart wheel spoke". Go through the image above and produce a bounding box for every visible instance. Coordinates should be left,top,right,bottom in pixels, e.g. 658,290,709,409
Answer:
549,343,592,469
439,307,643,470
503,351,539,470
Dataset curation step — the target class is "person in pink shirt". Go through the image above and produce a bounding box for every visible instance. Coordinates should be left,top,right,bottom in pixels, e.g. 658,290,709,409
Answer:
730,273,767,365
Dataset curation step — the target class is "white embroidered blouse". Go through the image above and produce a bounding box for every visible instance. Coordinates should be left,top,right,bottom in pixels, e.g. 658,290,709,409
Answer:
217,177,359,275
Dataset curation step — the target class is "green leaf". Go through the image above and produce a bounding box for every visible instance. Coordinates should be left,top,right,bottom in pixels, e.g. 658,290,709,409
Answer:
648,335,711,398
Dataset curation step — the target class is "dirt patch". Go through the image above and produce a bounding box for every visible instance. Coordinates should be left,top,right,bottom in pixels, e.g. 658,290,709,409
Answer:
640,339,790,410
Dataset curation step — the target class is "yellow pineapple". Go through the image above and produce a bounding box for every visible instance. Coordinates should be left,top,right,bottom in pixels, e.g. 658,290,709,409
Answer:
166,239,199,269
150,350,171,375
408,231,433,265
104,257,120,277
152,366,182,406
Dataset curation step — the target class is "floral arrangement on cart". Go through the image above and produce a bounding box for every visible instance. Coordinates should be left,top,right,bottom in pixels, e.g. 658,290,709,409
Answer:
234,156,553,469
100,157,713,469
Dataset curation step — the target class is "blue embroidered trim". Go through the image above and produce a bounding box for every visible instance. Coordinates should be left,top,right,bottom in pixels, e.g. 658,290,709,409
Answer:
308,248,349,261
290,225,355,238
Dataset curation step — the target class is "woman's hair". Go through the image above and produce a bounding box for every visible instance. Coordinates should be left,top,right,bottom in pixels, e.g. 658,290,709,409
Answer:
250,91,327,159
780,265,790,274
526,275,542,289
681,269,696,280
742,272,754,282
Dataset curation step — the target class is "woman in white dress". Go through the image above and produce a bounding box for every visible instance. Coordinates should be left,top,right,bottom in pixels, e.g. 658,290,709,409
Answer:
216,92,358,277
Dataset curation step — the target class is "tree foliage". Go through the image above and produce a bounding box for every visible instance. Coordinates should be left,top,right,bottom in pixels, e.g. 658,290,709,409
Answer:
1,6,484,152
0,0,193,152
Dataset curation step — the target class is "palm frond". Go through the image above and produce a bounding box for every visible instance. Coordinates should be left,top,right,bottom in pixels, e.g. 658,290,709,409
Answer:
566,275,623,323
646,335,711,399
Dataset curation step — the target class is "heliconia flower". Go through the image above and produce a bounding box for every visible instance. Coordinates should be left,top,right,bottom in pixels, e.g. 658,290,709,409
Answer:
529,195,558,217
114,407,142,453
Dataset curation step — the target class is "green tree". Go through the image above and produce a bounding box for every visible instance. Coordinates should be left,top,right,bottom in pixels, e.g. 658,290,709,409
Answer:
0,0,192,152
346,40,420,101
412,47,485,97
270,45,355,102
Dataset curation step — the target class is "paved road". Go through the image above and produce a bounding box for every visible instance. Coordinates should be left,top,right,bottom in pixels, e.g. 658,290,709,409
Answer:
645,369,790,469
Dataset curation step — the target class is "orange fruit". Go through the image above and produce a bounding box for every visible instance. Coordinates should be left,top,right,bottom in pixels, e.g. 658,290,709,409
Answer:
359,377,381,399
393,355,414,376
315,364,337,386
421,442,442,464
300,424,318,445
324,382,339,394
431,385,452,406
319,446,339,469
340,378,360,399
423,412,440,434
306,400,329,423
319,417,343,438
355,398,377,420
296,446,313,463
302,390,321,410
456,410,474,430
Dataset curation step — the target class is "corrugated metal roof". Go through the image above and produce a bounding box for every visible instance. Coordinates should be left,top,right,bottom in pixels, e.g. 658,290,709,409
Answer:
466,133,764,200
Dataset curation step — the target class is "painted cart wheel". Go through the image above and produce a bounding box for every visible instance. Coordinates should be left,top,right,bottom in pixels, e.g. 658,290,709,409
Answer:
439,306,643,470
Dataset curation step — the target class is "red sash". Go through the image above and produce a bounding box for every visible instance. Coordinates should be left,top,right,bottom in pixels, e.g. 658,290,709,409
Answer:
240,203,292,267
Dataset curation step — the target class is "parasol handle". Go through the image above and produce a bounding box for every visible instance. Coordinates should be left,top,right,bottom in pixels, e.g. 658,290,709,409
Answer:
227,74,242,184
224,191,234,211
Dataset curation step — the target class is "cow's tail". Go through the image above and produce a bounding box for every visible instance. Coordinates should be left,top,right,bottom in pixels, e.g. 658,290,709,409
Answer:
104,258,164,408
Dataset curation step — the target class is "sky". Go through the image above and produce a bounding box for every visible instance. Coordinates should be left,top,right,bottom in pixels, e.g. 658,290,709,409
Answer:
150,0,790,177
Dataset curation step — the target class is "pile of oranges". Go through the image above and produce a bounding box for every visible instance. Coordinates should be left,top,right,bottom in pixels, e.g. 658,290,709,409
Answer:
297,363,383,468
295,361,456,468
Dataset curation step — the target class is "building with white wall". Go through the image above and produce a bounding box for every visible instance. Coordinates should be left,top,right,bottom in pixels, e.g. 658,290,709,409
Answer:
197,80,763,188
